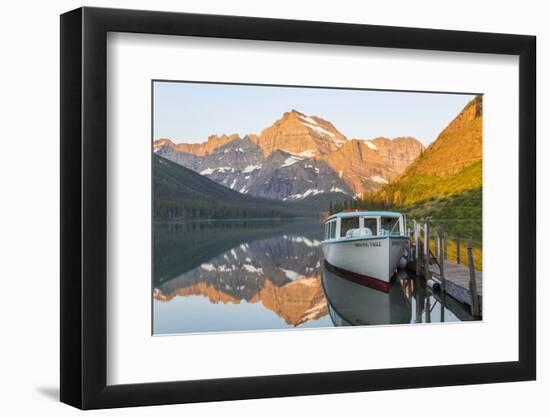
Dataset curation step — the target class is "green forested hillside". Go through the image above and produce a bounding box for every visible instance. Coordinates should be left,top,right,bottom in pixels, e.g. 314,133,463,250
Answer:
373,96,482,207
401,188,482,243
153,154,299,220
375,160,482,207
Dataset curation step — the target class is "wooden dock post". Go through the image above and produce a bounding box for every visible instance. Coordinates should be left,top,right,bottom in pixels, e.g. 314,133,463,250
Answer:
407,227,412,269
423,226,483,318
467,238,480,317
411,245,415,270
416,240,423,277
424,220,431,280
414,221,421,276
439,234,446,296
436,231,441,259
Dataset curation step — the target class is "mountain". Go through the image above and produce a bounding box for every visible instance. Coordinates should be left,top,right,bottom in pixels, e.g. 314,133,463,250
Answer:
365,136,426,173
372,96,482,206
155,133,353,202
324,139,399,194
254,109,347,157
153,153,301,220
154,133,240,156
154,109,424,200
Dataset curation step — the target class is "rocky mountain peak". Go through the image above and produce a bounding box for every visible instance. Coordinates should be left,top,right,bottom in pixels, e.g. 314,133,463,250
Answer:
258,109,347,158
153,108,426,200
153,138,176,151
365,136,425,173
153,133,241,157
324,139,396,195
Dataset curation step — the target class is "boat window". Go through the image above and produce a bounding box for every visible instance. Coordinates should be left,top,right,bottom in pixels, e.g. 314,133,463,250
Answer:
340,216,359,237
363,218,378,235
329,221,336,239
381,217,400,235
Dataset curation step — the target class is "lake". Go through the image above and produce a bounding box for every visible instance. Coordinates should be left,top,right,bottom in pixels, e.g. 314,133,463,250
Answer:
153,218,476,335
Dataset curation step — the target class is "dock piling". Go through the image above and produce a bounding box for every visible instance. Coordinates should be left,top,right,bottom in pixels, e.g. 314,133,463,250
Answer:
407,219,482,318
424,220,431,281
439,234,446,295
414,221,421,277
436,231,440,259
467,238,481,317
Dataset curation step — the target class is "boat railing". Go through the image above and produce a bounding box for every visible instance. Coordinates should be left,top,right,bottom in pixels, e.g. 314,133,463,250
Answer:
379,230,405,237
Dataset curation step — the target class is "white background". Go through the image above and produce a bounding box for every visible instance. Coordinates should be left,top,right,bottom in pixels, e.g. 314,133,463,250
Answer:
0,0,546,416
108,33,518,385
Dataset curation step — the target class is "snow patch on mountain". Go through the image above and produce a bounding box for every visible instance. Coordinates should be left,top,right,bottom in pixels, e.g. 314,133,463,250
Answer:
297,114,346,146
199,168,214,175
365,140,378,150
283,188,324,200
303,122,336,140
242,164,262,173
200,166,234,175
243,264,263,274
282,149,316,159
370,175,389,184
330,186,346,193
281,156,302,168
302,189,324,198
201,263,216,272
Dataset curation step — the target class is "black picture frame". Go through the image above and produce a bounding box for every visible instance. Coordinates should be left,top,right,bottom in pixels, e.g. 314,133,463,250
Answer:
60,6,536,410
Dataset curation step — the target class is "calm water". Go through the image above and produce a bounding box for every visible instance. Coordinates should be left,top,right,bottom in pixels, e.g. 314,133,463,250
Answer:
153,219,474,335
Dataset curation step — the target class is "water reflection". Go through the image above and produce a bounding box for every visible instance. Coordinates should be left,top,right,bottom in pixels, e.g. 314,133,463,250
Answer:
153,219,474,335
153,219,331,334
322,267,473,326
323,266,411,326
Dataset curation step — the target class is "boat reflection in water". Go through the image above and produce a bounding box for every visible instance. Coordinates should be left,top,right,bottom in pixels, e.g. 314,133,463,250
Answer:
322,262,411,326
322,262,473,326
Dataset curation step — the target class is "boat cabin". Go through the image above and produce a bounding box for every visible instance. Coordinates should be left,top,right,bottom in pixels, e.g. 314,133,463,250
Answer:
323,210,405,241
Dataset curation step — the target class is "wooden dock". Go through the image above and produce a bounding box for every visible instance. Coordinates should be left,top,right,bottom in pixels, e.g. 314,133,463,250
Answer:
429,260,482,314
409,218,482,317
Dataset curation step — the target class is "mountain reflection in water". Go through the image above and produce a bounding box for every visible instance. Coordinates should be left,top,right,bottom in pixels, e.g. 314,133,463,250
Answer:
153,219,472,335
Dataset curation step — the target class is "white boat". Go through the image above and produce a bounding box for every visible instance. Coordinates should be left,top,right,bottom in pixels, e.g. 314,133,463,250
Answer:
321,210,408,291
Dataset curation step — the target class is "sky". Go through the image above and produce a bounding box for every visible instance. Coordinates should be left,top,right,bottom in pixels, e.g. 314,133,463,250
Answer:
153,81,477,146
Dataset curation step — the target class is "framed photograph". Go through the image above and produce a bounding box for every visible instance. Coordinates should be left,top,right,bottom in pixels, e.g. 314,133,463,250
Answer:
60,6,536,409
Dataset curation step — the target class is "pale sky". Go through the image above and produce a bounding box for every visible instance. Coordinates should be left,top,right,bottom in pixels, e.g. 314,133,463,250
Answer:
153,81,478,146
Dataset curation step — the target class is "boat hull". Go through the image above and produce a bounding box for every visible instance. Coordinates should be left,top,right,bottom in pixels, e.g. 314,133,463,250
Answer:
321,236,407,289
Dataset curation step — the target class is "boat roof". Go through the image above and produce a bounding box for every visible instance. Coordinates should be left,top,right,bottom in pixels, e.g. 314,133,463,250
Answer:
326,210,402,221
